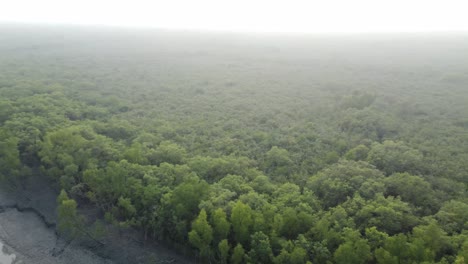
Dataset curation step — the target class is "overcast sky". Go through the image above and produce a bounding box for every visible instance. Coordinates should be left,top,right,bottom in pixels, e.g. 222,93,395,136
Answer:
1,0,467,33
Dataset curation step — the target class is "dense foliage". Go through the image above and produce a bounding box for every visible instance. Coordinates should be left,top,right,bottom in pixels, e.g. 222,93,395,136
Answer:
1,25,468,263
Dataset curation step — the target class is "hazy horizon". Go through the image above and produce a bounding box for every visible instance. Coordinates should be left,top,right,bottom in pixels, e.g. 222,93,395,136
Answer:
2,22,468,38
1,0,468,34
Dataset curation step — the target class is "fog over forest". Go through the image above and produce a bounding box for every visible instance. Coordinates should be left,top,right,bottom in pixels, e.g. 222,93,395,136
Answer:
0,24,467,264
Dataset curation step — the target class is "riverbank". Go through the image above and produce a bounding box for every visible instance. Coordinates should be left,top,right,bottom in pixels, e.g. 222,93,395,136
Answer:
0,181,110,264
0,208,111,264
0,174,192,264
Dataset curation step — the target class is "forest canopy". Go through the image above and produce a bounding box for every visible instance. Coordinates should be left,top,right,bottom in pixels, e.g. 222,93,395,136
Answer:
0,26,467,263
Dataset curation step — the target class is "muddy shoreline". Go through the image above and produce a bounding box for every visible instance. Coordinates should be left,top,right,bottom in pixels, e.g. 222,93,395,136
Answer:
0,175,192,264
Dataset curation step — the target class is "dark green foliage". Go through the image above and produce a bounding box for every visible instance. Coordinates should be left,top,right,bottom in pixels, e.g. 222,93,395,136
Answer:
307,160,385,208
211,208,231,243
435,200,468,235
230,201,254,245
189,209,213,259
0,129,22,182
150,141,187,165
344,194,419,235
384,173,439,214
345,144,370,161
367,141,424,175
333,228,371,264
231,243,246,264
264,146,294,181
339,108,399,142
339,91,376,110
57,190,84,239
249,231,273,263
218,239,230,263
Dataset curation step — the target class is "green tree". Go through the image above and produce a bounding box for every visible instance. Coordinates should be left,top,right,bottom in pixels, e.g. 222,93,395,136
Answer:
375,247,398,264
307,160,385,208
279,207,314,239
384,172,438,215
57,190,83,239
344,144,370,161
275,249,292,264
377,234,411,263
249,231,273,263
264,146,293,181
150,140,187,165
251,175,275,194
275,246,308,264
160,176,210,241
435,200,468,234
339,108,398,141
367,140,423,175
0,130,22,185
365,226,389,251
289,246,308,264
189,209,213,259
0,100,14,123
83,160,135,209
231,201,253,245
123,142,149,165
411,220,450,261
218,239,230,264
455,240,468,264
231,243,245,264
188,155,253,183
348,194,419,234
333,228,371,264
117,196,137,219
212,208,231,243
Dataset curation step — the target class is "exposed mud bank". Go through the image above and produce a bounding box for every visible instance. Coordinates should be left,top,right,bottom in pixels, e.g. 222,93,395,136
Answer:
0,208,112,264
0,175,192,264
0,239,19,264
0,182,111,264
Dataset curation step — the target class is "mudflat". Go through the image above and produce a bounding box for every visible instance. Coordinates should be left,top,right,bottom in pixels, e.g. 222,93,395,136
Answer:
0,175,191,264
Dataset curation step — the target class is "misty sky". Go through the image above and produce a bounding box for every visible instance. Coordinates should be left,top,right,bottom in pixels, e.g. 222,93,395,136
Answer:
1,0,468,33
